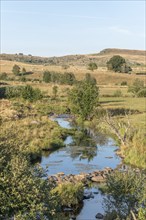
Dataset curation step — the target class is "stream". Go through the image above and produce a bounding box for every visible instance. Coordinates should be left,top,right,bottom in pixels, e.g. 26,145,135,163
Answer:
40,116,121,220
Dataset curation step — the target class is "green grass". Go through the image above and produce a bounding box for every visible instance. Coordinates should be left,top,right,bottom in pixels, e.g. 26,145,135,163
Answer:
100,96,146,131
100,97,146,112
99,96,146,169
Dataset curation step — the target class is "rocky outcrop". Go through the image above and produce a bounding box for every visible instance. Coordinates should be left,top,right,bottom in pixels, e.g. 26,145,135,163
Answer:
48,167,113,186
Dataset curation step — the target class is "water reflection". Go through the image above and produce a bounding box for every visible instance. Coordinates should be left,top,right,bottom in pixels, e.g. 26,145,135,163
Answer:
67,129,108,162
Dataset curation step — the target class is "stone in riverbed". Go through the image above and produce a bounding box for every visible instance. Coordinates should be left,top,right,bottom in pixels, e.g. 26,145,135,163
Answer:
57,172,65,176
93,191,99,194
91,175,105,183
63,207,73,212
95,213,104,219
83,192,94,200
70,215,76,220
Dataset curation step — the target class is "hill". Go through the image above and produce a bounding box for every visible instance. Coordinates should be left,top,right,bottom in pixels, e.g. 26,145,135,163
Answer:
0,48,146,67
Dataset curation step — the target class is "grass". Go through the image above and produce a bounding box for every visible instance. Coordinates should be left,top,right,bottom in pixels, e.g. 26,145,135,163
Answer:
100,97,146,112
0,97,72,160
0,59,145,169
100,96,146,135
0,60,145,85
99,96,146,169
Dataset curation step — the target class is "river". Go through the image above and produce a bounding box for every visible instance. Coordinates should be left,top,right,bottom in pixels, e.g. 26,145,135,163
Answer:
40,116,121,220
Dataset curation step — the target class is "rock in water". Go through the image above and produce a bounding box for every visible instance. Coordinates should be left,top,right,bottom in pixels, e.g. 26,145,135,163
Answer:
91,175,104,183
95,213,104,219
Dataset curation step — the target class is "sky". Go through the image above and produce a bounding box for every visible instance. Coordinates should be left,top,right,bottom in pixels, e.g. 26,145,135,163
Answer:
1,0,145,57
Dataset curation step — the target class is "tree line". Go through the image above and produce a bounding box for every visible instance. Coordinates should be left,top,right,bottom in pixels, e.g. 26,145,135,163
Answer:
43,71,76,85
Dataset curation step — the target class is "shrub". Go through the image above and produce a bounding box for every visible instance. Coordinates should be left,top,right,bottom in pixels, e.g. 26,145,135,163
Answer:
128,79,144,96
121,81,127,86
0,72,8,80
52,85,58,100
43,71,76,85
12,64,21,75
104,170,146,219
0,87,6,98
137,88,146,97
5,86,24,98
21,85,43,102
120,63,132,73
51,182,84,207
88,62,98,71
19,76,27,82
62,72,76,85
43,71,51,83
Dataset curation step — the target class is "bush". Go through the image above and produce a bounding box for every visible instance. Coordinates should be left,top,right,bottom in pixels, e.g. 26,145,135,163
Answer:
0,87,6,98
121,81,127,86
43,71,51,83
128,79,144,96
0,72,8,80
43,71,76,85
12,64,21,75
137,88,146,97
51,182,84,207
62,72,76,85
19,76,27,82
5,86,24,98
88,62,98,71
21,85,43,102
104,170,146,219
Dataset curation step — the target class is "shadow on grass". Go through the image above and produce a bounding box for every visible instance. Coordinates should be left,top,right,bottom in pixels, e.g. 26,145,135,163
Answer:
100,100,125,104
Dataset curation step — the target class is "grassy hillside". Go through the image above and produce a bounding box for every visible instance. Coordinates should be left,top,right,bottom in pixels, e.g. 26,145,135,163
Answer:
0,49,146,167
0,62,145,86
1,48,146,67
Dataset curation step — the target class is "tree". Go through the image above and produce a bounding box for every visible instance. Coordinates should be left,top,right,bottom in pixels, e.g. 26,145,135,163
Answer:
68,75,99,120
88,62,98,71
128,79,145,96
12,64,21,75
107,55,131,73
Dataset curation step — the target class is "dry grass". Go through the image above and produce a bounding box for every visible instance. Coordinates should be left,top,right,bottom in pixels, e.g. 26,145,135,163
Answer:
0,60,145,85
0,99,17,121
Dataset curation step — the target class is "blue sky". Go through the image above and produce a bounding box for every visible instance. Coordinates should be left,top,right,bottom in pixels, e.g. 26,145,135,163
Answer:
1,0,145,57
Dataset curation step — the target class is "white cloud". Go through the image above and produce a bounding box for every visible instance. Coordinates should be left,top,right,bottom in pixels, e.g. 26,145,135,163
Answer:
108,26,132,35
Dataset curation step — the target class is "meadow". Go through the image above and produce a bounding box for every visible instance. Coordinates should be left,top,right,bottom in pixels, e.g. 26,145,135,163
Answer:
0,53,146,169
